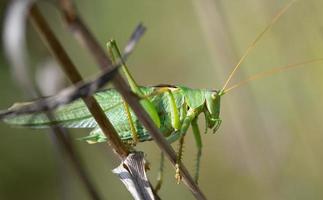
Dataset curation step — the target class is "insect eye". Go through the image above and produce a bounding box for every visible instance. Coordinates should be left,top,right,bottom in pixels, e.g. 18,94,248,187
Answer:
211,93,217,99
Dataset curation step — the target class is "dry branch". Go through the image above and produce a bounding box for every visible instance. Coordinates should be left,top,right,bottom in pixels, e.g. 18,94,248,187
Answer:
28,4,159,199
1,0,207,198
3,1,102,199
57,0,207,199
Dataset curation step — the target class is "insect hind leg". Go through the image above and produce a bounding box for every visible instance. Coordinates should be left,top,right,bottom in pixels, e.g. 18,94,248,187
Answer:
122,99,139,144
173,108,200,183
155,152,164,192
191,117,202,183
175,135,186,184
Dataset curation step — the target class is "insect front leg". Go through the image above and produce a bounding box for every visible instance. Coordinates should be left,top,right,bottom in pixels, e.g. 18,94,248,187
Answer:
213,119,222,134
204,109,222,134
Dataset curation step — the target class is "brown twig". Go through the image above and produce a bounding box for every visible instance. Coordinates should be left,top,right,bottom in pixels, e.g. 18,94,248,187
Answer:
3,1,102,199
28,4,161,200
0,67,119,118
58,0,207,199
29,4,129,159
49,123,102,200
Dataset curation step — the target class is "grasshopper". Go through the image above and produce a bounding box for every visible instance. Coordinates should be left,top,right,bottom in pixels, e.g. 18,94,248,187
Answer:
2,0,323,189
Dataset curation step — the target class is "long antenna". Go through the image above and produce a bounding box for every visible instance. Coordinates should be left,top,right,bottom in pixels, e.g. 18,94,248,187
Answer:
223,58,323,94
220,0,297,94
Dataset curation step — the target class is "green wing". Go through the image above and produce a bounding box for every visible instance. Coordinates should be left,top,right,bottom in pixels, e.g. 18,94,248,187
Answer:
4,88,144,128
3,86,182,143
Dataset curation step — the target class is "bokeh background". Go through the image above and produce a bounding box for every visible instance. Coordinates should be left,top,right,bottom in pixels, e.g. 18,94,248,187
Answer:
1,0,323,199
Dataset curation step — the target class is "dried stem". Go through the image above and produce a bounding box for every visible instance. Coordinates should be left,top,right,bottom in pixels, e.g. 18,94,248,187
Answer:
49,124,102,200
3,1,102,199
29,4,129,159
29,4,161,200
57,0,206,199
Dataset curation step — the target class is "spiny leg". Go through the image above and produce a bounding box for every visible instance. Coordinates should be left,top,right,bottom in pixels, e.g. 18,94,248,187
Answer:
152,87,181,131
124,86,183,184
168,90,185,183
174,108,200,183
107,40,161,127
165,89,180,131
155,152,164,192
175,135,186,184
122,98,138,144
166,102,188,144
145,89,179,189
191,117,202,183
162,88,182,182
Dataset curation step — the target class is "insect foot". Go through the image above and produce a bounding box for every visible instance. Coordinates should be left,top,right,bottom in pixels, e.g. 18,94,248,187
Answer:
144,159,151,171
175,163,182,184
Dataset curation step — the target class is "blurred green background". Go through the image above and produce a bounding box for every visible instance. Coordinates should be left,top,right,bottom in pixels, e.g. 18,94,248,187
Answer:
1,0,323,199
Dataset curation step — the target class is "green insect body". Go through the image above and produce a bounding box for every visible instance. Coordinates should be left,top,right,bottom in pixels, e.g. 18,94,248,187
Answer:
4,3,312,185
4,86,222,145
2,39,225,184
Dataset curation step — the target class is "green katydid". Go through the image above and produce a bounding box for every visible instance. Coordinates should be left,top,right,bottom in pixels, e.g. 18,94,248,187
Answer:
2,0,323,188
